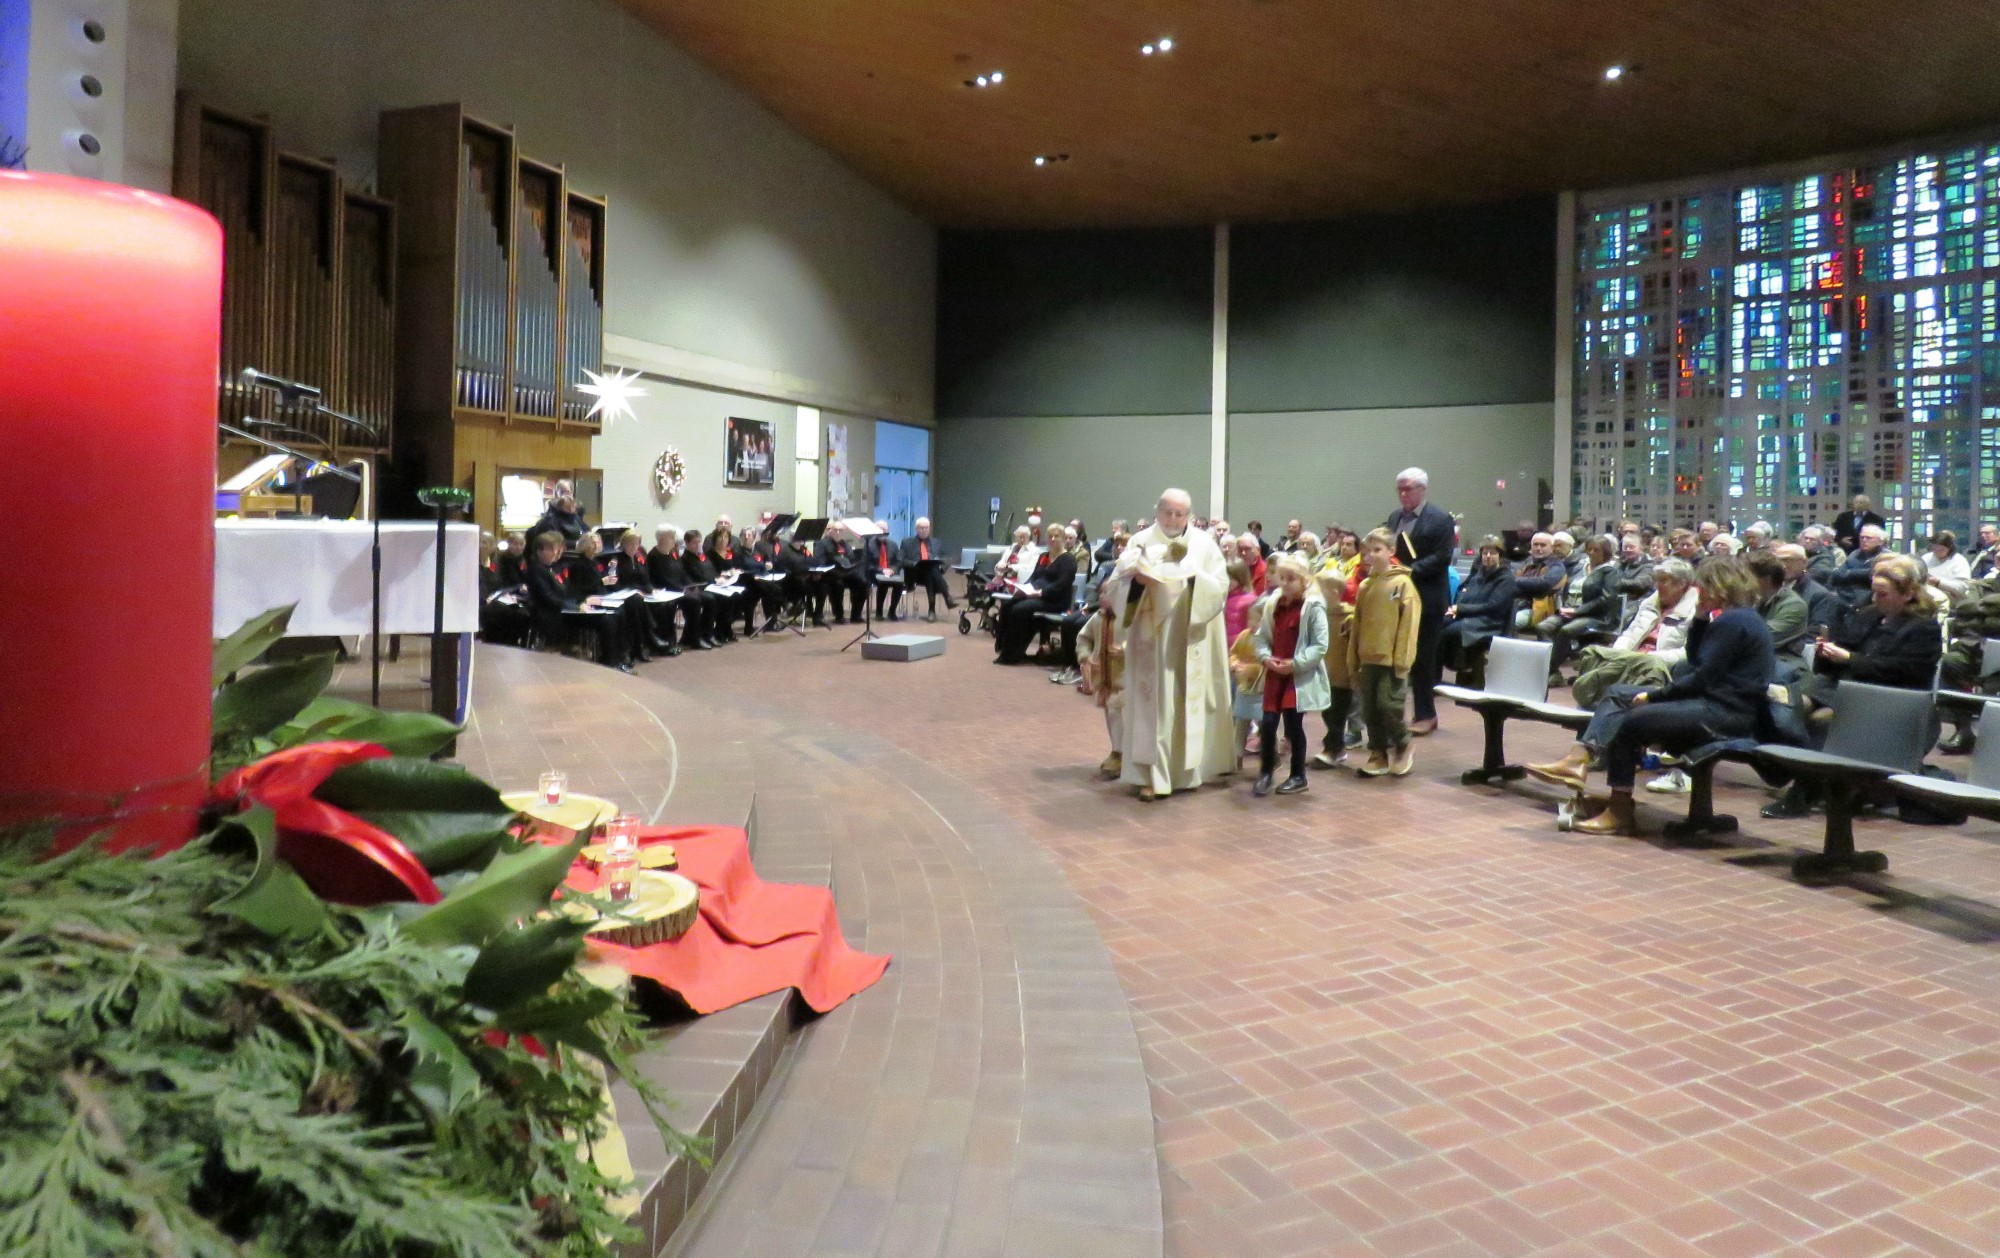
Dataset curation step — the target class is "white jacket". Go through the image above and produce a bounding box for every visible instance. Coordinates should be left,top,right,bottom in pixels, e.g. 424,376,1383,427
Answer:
1612,585,1702,664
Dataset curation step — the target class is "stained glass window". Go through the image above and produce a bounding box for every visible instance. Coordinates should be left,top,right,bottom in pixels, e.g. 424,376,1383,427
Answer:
1572,138,2000,544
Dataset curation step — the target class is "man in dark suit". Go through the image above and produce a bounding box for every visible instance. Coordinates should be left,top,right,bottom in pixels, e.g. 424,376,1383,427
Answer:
857,523,905,621
1830,493,1885,554
816,527,866,624
899,516,955,621
995,546,1076,665
1384,467,1456,735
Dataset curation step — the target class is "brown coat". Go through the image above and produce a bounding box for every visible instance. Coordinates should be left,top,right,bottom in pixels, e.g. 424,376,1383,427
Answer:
1347,566,1422,678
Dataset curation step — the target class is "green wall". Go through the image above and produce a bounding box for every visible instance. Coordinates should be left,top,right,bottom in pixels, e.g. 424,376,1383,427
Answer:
1226,404,1553,543
1228,199,1557,412
935,229,1212,419
933,414,1210,551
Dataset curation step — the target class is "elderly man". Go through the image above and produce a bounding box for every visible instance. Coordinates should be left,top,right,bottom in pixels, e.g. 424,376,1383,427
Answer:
1569,558,1702,707
1512,532,1567,631
1278,519,1306,553
1828,523,1887,608
1384,467,1456,735
1099,489,1234,800
1970,523,2000,581
1831,493,1885,554
1096,520,1130,566
1611,532,1656,598
1799,525,1842,581
1774,542,1842,636
1742,521,1775,553
1696,520,1721,548
899,516,954,621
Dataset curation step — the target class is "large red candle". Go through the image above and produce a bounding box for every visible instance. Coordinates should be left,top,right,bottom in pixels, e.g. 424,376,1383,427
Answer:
0,172,222,852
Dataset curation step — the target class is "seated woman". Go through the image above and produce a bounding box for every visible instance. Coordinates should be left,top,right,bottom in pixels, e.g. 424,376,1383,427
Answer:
608,528,683,657
1923,529,1973,606
1526,556,1774,836
995,541,1076,664
683,528,744,642
1761,553,1943,818
568,532,656,666
1569,558,1701,706
1541,535,1622,672
1437,536,1517,683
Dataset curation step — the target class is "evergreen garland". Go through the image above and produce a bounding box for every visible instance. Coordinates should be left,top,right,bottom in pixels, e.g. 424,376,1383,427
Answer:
0,825,667,1256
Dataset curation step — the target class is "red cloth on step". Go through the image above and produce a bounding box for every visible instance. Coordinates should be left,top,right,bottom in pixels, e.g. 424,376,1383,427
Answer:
569,824,889,1014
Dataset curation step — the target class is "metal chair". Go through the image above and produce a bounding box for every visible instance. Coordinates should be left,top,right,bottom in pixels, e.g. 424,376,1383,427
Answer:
1436,638,1573,785
1752,681,1940,879
1890,699,2000,821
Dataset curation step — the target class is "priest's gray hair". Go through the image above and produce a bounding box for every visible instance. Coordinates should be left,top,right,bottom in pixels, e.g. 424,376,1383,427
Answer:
1159,488,1193,509
1396,467,1429,486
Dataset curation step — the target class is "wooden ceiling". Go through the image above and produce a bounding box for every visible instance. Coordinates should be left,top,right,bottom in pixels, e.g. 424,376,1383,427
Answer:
617,0,2000,228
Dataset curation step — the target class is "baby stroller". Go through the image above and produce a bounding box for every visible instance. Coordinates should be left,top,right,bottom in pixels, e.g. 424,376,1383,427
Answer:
957,551,1003,636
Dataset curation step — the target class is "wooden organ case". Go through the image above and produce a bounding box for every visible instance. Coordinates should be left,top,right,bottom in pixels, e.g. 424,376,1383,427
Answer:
171,97,397,491
378,104,608,537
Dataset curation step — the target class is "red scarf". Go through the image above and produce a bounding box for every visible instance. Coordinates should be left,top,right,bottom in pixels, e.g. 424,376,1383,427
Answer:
877,540,893,573
918,539,930,561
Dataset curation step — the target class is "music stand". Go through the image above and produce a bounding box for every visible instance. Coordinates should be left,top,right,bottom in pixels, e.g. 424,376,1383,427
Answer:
790,518,832,631
760,514,809,638
839,518,887,652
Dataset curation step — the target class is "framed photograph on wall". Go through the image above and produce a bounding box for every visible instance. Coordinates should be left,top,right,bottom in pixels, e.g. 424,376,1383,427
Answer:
724,417,776,488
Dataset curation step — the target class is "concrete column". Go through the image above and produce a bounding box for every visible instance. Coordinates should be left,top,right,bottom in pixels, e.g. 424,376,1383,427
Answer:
18,0,176,191
1552,190,1577,524
1210,221,1229,521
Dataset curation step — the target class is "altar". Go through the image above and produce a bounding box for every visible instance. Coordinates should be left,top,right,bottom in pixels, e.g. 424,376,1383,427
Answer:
213,518,481,638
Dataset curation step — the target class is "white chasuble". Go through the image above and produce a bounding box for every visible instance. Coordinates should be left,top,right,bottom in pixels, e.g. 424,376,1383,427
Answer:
1102,523,1234,794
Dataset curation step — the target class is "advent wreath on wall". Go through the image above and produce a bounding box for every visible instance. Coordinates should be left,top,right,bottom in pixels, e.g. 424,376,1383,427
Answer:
653,447,687,502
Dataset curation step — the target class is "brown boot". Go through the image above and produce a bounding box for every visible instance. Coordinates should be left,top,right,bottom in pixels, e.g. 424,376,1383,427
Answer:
1573,791,1637,835
1526,749,1589,790
1099,751,1122,779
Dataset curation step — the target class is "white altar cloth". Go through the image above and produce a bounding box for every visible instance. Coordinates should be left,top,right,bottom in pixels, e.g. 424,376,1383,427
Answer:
214,519,480,638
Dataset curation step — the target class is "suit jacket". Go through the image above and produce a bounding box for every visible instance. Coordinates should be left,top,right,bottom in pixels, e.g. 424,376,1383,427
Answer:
900,534,947,567
1451,564,1517,636
682,551,719,584
860,536,903,576
1384,502,1455,596
1831,509,1885,552
1829,548,1883,601
1793,576,1842,636
817,538,859,572
1024,550,1076,609
532,507,589,545
525,561,575,639
565,555,608,599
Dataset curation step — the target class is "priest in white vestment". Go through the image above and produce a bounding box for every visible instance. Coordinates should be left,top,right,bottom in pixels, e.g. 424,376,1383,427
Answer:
1100,489,1235,799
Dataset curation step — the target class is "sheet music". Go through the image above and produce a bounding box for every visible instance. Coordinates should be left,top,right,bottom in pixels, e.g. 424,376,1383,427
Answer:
873,572,905,584
810,565,836,573
706,582,743,597
598,588,641,604
643,590,684,603
756,572,787,582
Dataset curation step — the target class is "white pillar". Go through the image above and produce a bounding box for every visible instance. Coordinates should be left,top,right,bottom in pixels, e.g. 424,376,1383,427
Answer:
1210,222,1230,522
794,405,822,517
1552,190,1577,524
19,0,176,191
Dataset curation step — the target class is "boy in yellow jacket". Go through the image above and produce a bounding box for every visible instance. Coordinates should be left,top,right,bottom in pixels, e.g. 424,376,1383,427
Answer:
1349,528,1422,777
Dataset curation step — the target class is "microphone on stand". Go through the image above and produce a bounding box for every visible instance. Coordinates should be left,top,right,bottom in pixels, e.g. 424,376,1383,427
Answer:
239,367,323,406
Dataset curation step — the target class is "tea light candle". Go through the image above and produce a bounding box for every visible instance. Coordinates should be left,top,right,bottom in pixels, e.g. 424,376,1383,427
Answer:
539,770,567,806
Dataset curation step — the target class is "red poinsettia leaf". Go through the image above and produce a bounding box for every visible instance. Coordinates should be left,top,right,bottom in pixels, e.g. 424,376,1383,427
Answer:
213,741,390,812
274,796,442,907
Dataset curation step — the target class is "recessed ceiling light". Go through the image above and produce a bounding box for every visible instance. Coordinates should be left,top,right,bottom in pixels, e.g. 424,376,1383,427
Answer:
1034,156,1047,166
1248,131,1279,143
1142,37,1175,55
965,71,1004,88
1141,44,1154,55
1603,64,1626,81
990,70,1003,83
1158,38,1174,52
1032,153,1069,167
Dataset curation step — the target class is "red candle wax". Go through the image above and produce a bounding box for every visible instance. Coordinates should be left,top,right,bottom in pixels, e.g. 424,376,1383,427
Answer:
0,172,222,852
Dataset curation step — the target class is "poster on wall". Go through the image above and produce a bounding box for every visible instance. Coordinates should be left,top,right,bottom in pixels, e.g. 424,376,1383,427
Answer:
724,417,776,488
825,419,850,518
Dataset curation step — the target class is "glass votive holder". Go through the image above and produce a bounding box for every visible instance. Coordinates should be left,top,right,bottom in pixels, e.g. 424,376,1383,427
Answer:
603,813,641,902
539,770,567,806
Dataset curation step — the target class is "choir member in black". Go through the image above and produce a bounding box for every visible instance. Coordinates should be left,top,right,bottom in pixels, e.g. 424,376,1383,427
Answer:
858,523,905,621
816,525,866,624
524,533,630,672
682,528,742,642
479,531,531,645
495,530,529,585
647,526,717,649
754,526,806,614
899,516,955,621
568,533,654,666
533,480,590,547
994,545,1076,665
705,526,766,638
725,524,785,633
608,529,683,657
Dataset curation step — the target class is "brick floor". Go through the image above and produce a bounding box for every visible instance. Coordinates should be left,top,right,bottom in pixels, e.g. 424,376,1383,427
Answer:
611,619,2000,1258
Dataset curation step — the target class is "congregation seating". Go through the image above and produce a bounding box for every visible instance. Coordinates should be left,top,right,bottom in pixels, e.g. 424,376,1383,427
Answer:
1435,638,1589,785
1893,700,2000,822
1749,681,1940,878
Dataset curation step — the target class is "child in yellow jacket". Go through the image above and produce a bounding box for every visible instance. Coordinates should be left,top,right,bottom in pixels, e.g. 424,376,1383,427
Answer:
1348,528,1422,777
1310,566,1358,769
